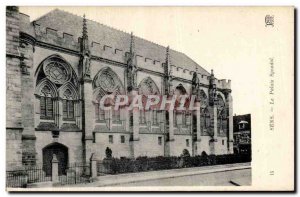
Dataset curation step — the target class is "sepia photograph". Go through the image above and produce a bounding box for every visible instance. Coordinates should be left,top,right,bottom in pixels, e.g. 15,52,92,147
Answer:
5,6,294,191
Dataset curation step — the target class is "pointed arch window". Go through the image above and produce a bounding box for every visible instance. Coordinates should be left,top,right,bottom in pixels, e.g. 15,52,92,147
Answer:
138,77,160,126
93,67,125,124
35,54,80,131
40,85,54,119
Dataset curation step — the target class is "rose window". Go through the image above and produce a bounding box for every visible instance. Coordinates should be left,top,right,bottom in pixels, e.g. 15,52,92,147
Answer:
44,62,70,84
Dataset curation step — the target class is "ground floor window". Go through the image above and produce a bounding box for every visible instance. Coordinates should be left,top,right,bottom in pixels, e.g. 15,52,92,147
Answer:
120,135,125,143
158,136,162,145
109,135,113,144
186,139,190,147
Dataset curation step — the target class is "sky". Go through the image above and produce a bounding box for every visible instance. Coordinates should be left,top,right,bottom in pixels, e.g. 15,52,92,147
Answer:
19,6,270,116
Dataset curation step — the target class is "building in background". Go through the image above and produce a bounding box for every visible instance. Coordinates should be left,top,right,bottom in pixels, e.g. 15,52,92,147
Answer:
233,114,251,154
6,7,234,172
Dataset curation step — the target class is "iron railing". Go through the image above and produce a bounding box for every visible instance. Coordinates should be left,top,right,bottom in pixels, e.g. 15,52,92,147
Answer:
59,162,91,185
6,164,51,188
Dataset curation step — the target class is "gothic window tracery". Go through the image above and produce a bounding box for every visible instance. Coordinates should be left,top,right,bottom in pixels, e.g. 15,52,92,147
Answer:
138,77,160,126
35,55,79,127
43,59,71,85
93,67,125,123
138,77,160,96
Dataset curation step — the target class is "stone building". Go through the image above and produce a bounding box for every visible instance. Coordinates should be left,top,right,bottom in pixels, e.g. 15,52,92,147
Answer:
6,7,233,171
233,114,251,154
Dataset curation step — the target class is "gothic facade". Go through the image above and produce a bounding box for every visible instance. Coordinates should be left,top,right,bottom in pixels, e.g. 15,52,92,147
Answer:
6,7,233,170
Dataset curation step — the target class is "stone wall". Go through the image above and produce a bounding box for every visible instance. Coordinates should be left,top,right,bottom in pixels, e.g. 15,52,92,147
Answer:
6,6,23,168
173,135,193,156
35,131,83,164
137,133,165,157
94,132,132,160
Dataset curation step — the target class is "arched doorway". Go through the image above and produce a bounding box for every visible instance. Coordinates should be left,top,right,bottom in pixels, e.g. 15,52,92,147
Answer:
42,142,68,176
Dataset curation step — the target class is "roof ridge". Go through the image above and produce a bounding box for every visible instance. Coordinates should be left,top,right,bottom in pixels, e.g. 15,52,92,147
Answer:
33,8,211,75
32,8,59,22
35,9,195,57
40,9,173,53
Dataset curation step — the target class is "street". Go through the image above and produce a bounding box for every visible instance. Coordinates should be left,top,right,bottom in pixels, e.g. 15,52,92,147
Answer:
112,168,251,186
59,163,251,188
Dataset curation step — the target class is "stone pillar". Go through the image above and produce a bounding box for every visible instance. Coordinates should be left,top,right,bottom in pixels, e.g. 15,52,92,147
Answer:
18,11,39,166
212,105,218,155
131,90,140,158
166,110,175,156
82,78,94,163
90,153,97,179
51,154,59,183
125,106,130,132
194,101,201,156
228,93,234,154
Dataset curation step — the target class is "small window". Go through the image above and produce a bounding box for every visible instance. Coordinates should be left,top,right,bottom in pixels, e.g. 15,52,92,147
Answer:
158,137,162,145
121,135,125,143
222,139,224,145
109,135,113,144
186,139,190,147
93,132,96,143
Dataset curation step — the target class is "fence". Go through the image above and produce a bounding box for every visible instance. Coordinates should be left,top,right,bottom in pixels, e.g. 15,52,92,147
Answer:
6,164,51,188
59,162,91,185
6,154,98,188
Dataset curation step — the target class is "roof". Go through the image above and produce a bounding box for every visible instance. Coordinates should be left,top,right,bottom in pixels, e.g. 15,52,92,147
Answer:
33,9,210,76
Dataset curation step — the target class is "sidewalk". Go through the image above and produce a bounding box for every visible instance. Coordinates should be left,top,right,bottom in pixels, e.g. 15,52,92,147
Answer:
62,162,251,187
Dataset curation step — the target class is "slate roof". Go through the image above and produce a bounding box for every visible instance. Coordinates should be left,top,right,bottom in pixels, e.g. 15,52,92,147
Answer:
33,9,210,76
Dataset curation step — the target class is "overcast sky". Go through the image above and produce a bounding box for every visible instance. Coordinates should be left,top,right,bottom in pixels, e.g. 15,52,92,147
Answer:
19,6,266,116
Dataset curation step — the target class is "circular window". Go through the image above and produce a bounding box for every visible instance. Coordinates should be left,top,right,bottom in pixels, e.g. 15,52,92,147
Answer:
44,61,70,84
